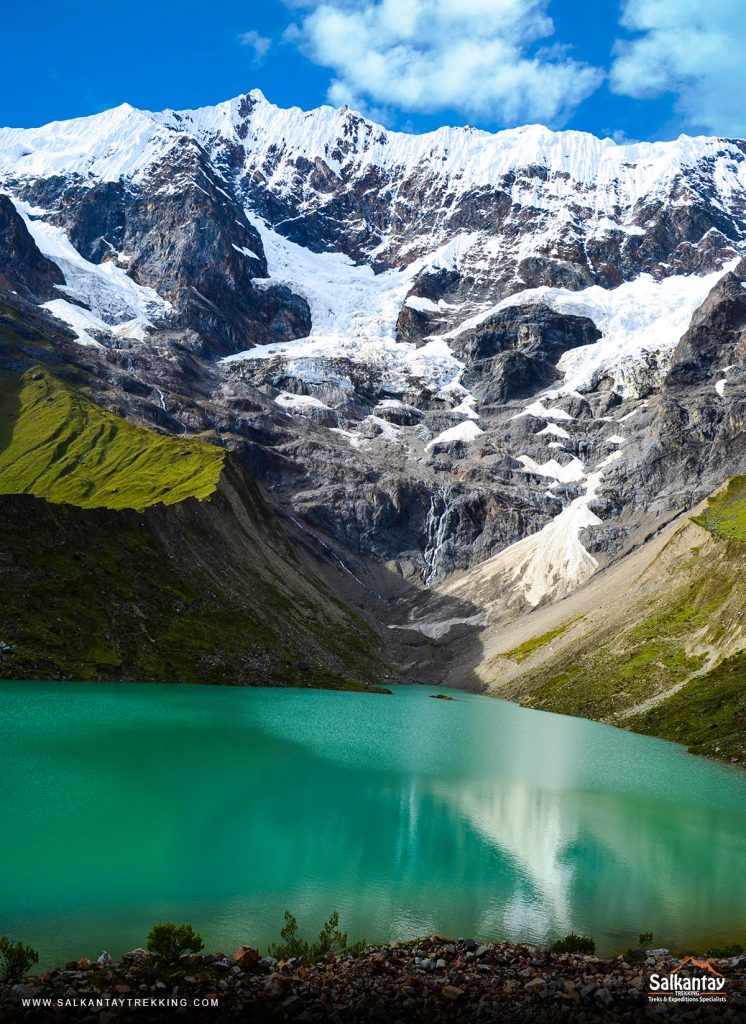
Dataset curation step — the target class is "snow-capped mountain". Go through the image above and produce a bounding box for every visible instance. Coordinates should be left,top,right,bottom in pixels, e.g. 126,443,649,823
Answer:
1,91,744,637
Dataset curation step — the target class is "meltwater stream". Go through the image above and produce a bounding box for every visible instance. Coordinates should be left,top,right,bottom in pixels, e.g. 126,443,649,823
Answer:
1,681,745,967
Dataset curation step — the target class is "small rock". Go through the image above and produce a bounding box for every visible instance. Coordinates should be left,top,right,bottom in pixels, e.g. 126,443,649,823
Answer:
525,977,546,992
266,972,289,997
233,945,260,971
122,948,147,963
282,994,305,1016
442,985,464,1001
11,984,36,1001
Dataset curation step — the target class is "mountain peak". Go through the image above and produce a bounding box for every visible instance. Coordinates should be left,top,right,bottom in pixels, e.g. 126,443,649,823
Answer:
2,91,742,196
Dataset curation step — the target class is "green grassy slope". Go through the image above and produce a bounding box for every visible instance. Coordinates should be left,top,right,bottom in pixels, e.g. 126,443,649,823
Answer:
0,368,224,510
0,490,381,687
485,481,746,764
694,476,746,541
519,572,716,721
502,624,570,664
0,366,383,688
628,651,746,762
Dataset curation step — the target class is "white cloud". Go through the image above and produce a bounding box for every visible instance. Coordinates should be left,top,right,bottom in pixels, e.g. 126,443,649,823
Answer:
611,0,746,136
289,0,603,126
239,29,273,62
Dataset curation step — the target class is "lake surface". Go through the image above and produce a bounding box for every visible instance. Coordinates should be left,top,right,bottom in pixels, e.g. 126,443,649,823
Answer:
1,681,746,967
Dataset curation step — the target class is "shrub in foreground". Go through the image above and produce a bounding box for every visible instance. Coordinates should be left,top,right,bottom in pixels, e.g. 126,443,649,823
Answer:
0,937,39,981
146,923,203,963
706,942,743,958
550,932,596,955
269,911,364,963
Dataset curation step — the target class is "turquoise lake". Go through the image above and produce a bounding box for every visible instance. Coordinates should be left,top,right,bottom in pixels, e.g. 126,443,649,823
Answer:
1,681,745,967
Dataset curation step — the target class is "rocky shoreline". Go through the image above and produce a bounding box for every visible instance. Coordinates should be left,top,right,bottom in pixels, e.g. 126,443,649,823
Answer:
2,937,744,1023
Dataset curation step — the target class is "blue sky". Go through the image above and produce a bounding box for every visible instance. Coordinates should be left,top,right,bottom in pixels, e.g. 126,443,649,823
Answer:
3,0,745,140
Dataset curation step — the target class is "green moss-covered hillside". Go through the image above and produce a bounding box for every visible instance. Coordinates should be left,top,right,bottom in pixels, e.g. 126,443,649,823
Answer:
0,490,382,688
0,368,224,510
694,476,746,542
0,367,383,689
629,651,746,762
486,480,746,765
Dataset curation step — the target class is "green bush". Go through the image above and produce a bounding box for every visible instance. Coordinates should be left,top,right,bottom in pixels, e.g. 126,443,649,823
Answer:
706,942,743,958
550,932,596,955
0,937,39,981
623,947,646,964
146,923,203,963
639,932,653,948
269,911,363,963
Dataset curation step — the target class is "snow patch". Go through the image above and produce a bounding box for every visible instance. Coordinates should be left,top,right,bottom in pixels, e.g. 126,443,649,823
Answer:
715,364,736,396
451,395,480,419
537,422,570,439
329,427,370,450
404,295,440,313
221,216,468,401
232,243,261,260
425,420,484,450
514,401,573,422
516,455,586,483
274,392,330,411
493,264,734,398
11,198,169,344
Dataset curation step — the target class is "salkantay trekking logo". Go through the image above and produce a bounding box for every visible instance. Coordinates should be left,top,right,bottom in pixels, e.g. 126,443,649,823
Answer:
647,956,727,1004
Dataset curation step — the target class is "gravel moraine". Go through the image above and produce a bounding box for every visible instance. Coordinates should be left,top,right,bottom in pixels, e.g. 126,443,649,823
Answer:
1,937,744,1023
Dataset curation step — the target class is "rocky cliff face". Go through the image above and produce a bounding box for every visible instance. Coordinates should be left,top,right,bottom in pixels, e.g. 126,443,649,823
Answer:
0,91,745,664
0,193,63,300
